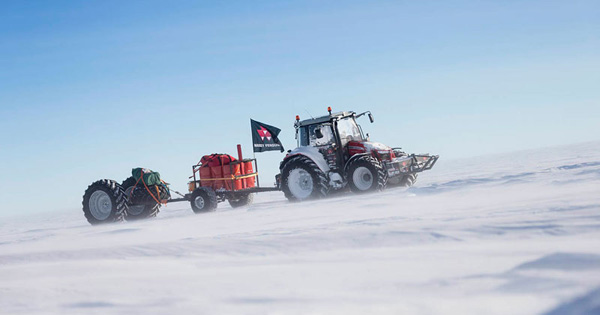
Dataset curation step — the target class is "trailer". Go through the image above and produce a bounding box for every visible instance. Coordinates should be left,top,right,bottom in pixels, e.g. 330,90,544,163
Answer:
81,145,279,225
176,144,280,213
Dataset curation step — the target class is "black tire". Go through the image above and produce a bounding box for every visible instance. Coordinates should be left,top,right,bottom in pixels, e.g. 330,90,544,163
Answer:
401,174,418,187
228,193,254,208
347,155,387,193
190,187,218,213
121,177,161,220
280,155,329,201
388,173,418,187
82,179,127,225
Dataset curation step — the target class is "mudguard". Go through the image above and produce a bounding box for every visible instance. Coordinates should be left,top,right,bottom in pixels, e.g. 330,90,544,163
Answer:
280,146,330,174
344,153,371,174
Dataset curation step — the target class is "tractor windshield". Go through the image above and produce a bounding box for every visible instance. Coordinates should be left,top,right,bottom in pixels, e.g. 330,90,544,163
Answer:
337,117,363,146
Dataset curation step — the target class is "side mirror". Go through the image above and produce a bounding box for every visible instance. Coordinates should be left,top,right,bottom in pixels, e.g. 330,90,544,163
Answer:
368,113,374,123
314,127,324,139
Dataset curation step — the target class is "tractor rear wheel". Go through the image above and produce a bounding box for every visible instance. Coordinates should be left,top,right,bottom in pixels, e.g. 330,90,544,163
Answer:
228,193,254,208
121,177,160,220
347,155,387,193
281,155,328,201
190,187,218,213
82,179,127,225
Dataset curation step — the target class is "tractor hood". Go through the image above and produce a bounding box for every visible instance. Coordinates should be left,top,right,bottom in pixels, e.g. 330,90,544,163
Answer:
362,141,392,152
347,140,396,160
348,140,392,153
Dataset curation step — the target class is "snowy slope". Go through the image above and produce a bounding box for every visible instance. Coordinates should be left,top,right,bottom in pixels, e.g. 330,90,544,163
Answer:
1,141,599,315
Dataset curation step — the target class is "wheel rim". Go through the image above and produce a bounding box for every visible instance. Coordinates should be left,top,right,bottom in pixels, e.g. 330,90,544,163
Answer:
89,190,113,220
287,168,314,200
194,195,205,210
125,186,145,216
352,166,374,191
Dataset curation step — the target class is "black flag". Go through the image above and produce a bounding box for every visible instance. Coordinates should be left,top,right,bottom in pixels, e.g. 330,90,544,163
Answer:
251,119,284,153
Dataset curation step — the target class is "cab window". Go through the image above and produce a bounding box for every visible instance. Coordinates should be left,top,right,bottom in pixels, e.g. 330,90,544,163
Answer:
300,124,335,146
337,117,363,146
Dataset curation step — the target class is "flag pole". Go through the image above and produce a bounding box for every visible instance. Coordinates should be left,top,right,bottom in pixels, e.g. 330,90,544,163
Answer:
250,118,259,188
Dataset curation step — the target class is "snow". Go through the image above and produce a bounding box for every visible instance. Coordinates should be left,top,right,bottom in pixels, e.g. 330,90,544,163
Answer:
1,141,599,315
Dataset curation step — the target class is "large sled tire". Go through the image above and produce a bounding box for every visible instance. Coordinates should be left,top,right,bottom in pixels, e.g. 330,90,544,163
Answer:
281,155,329,201
347,155,387,193
82,179,127,225
388,173,418,187
228,193,254,208
121,177,160,220
190,187,218,213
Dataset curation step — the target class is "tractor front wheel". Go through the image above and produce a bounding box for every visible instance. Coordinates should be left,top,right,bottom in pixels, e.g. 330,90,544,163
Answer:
347,156,387,193
388,174,418,187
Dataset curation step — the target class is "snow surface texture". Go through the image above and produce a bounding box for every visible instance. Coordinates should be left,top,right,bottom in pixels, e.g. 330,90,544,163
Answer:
1,142,599,315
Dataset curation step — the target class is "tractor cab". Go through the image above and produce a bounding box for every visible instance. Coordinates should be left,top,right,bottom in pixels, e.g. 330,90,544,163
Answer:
294,109,374,171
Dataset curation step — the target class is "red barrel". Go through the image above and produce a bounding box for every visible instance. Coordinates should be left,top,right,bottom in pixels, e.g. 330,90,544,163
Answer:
243,161,255,188
223,163,242,190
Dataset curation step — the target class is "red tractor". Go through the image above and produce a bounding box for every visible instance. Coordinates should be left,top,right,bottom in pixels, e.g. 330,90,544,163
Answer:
278,108,438,201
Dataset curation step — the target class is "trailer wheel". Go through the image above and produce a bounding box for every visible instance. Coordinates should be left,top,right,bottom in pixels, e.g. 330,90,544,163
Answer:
121,177,160,220
347,155,387,193
281,155,328,201
190,187,218,213
82,179,127,225
228,193,254,208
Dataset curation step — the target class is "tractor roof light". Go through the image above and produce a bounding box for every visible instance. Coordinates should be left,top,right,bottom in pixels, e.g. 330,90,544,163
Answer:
327,106,332,114
295,115,300,121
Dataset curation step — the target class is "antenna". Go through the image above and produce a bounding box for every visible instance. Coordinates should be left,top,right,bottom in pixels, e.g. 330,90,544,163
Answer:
304,109,314,119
